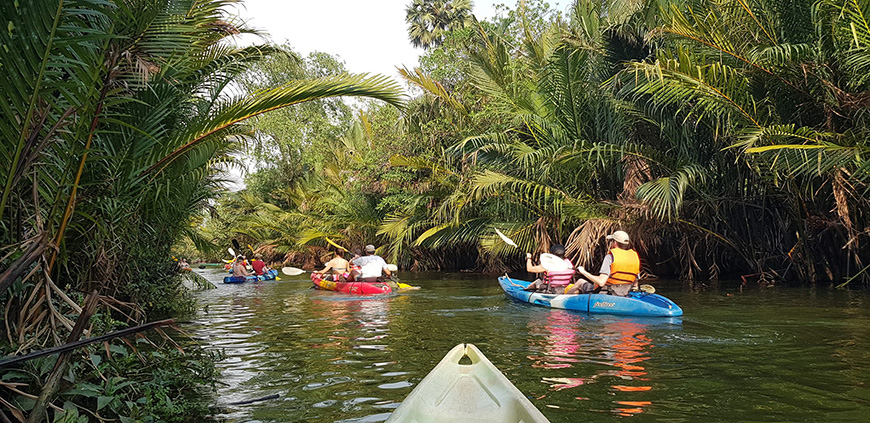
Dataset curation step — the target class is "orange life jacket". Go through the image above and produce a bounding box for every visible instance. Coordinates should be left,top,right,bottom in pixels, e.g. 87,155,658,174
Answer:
606,248,640,285
544,258,575,286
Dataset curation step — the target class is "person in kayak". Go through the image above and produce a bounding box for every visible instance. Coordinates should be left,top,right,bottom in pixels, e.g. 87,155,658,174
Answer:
250,254,271,276
314,250,350,281
522,244,575,293
232,255,252,277
350,244,392,283
566,230,640,296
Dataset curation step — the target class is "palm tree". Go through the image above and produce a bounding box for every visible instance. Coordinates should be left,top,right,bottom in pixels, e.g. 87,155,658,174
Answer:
388,0,798,281
622,0,870,283
406,0,475,49
0,0,404,357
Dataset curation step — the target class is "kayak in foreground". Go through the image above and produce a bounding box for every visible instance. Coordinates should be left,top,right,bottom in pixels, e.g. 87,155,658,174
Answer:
223,269,278,284
386,343,550,423
499,276,682,317
310,273,392,295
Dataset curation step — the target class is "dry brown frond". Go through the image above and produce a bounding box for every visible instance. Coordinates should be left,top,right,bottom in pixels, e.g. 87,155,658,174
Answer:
832,168,855,240
620,156,650,202
565,219,619,267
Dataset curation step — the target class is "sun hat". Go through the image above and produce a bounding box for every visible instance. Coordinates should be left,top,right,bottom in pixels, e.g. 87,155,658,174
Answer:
364,244,376,253
606,230,630,244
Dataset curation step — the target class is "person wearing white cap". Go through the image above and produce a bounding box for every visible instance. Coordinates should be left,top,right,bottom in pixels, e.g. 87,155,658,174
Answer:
566,230,640,296
350,244,392,282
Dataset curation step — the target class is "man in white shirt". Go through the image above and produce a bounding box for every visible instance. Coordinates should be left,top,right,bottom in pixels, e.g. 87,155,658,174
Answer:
350,244,393,282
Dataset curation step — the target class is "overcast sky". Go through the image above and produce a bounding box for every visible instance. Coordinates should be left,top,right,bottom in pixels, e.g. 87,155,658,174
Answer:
231,0,571,80
223,0,571,190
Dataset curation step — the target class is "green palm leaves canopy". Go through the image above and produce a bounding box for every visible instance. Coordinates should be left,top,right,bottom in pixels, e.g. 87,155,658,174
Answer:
406,0,475,49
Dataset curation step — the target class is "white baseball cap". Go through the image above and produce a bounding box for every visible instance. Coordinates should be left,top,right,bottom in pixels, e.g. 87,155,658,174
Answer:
606,230,630,244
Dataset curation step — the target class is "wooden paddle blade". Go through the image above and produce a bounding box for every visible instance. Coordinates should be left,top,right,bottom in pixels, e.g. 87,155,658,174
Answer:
639,284,655,294
385,264,398,272
494,228,519,248
281,267,306,276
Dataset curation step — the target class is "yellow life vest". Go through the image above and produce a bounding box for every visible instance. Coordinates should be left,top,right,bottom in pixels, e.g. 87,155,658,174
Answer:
606,248,640,285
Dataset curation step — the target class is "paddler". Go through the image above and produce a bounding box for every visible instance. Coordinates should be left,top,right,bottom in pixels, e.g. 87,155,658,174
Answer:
250,253,271,276
522,244,575,293
314,250,350,281
232,255,252,277
566,230,640,296
350,244,393,283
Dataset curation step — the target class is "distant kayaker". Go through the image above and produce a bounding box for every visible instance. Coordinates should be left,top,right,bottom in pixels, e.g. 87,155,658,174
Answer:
315,250,350,281
523,244,575,293
350,244,392,282
566,230,639,296
232,255,252,277
250,254,271,276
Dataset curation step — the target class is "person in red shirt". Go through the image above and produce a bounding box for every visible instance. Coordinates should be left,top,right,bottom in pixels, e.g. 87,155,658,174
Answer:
250,254,270,276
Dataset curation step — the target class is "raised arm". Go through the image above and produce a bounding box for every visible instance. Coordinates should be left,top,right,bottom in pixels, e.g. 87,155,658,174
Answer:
525,253,545,273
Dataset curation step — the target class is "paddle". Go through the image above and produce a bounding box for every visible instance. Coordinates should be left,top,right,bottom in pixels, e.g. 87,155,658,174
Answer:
325,237,349,252
495,228,523,253
228,247,235,257
282,267,306,276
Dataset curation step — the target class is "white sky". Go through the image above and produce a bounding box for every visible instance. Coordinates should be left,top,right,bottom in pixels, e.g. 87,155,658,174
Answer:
223,0,571,190
231,0,571,81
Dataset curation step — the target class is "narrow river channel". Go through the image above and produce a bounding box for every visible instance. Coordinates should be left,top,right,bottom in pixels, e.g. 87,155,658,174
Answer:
184,270,870,422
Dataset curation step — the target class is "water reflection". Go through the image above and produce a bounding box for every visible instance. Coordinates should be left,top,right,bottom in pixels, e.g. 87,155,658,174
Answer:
184,271,870,423
527,309,680,417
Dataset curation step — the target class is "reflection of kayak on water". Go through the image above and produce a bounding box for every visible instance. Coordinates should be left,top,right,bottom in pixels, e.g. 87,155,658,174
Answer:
499,276,682,317
386,343,550,423
223,269,278,284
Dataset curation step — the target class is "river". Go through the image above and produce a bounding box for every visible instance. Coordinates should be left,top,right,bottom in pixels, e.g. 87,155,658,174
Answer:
184,270,870,422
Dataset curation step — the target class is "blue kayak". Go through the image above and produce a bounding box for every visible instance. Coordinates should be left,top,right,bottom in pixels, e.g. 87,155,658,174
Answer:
223,269,278,284
498,276,682,317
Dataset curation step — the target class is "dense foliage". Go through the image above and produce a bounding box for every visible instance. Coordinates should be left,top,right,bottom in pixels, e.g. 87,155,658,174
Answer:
0,0,403,420
214,0,867,287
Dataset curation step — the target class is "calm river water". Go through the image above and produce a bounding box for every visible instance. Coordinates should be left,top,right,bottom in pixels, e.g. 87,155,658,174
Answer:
185,270,870,422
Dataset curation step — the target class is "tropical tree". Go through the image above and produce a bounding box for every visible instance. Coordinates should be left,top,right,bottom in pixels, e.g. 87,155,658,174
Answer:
406,0,475,49
622,0,870,283
0,0,403,419
386,0,856,283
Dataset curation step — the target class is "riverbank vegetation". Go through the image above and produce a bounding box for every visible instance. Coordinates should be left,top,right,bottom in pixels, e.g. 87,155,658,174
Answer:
0,0,402,420
2,0,869,420
206,0,867,286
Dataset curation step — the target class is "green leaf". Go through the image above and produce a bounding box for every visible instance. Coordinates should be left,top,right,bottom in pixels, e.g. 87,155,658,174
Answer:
64,382,101,398
108,344,128,356
97,395,112,411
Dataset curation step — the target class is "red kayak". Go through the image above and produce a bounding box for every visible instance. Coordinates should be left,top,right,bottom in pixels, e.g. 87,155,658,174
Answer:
310,273,392,295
